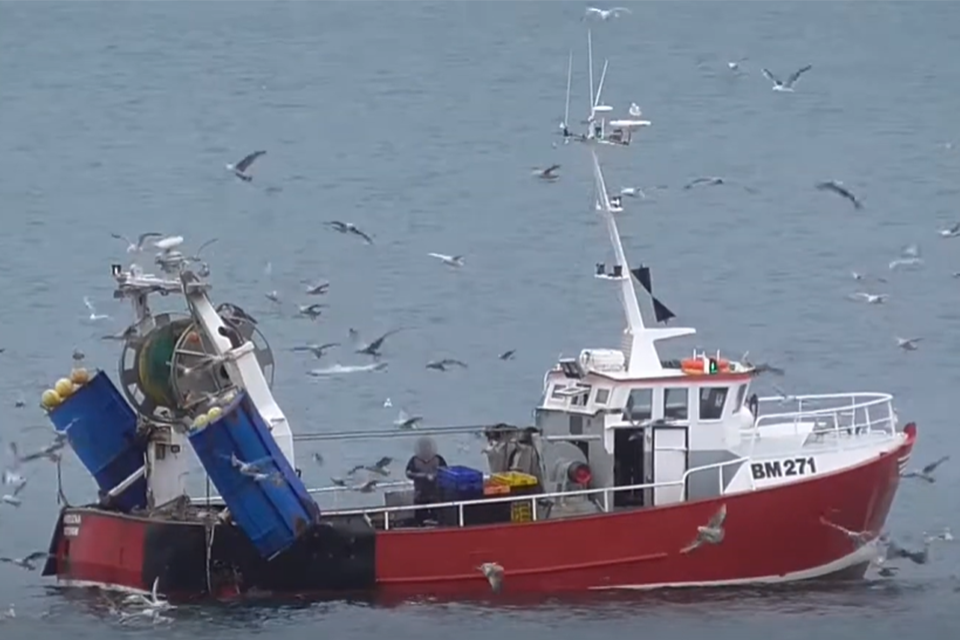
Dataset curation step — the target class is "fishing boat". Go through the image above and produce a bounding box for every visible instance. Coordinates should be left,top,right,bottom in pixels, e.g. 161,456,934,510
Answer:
38,31,915,600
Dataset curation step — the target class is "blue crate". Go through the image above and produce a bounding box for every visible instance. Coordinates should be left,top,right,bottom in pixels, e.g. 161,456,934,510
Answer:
188,391,321,560
437,465,483,497
48,371,147,512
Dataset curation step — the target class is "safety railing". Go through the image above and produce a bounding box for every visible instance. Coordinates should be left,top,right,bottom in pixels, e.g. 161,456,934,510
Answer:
317,456,751,531
748,392,898,452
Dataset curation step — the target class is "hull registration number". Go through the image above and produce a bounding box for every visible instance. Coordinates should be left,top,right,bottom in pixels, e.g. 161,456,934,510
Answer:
751,456,817,480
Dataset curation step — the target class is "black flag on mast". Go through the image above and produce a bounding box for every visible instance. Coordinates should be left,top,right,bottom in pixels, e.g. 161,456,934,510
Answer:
630,265,677,325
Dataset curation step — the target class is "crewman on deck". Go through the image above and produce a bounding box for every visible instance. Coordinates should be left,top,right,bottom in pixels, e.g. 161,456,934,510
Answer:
508,427,543,487
405,437,448,526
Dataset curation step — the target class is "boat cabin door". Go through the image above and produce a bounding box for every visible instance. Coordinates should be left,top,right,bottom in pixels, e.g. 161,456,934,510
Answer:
613,427,647,507
652,425,688,506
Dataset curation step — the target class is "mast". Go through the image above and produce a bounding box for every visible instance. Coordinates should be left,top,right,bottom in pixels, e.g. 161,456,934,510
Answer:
581,30,695,375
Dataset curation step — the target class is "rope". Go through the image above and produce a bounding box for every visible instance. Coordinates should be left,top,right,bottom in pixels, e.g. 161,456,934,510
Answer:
292,423,522,443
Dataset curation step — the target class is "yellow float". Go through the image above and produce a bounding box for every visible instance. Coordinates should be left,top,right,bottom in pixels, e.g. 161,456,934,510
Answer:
55,378,74,398
70,367,90,385
41,389,62,410
207,406,223,422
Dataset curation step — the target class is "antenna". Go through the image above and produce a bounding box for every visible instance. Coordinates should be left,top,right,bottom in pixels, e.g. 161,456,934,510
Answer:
587,29,594,116
594,59,608,111
562,49,572,136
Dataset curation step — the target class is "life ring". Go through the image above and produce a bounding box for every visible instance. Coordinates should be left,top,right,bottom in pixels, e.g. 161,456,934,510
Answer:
681,357,730,375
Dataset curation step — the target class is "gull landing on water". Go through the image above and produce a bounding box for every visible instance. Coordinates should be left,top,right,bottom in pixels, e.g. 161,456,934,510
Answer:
889,244,923,270
762,65,812,91
532,164,560,181
428,253,464,268
226,150,266,182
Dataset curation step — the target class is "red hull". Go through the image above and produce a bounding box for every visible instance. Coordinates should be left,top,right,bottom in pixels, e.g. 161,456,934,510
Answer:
46,429,914,598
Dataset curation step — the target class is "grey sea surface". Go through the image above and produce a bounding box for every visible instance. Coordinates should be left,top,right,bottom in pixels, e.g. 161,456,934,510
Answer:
1,0,960,637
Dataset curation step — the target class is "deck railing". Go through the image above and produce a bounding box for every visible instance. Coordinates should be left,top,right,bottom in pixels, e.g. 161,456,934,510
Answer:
302,456,750,530
749,392,897,451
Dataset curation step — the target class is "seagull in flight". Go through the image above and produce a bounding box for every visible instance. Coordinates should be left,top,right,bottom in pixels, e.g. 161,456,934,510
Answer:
478,562,504,593
816,180,862,209
896,336,922,351
938,222,960,238
532,164,561,181
303,280,330,295
111,232,163,253
349,328,401,358
426,358,468,372
583,6,631,20
296,303,327,320
291,343,340,359
851,270,887,284
762,65,812,91
428,253,464,268
499,349,516,361
619,186,647,199
83,296,110,321
820,516,875,549
326,220,373,244
680,504,727,553
394,409,423,430
0,551,49,571
226,150,266,182
901,455,949,482
683,176,756,193
847,292,888,304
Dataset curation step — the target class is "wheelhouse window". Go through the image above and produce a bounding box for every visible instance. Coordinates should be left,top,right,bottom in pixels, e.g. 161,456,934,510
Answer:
571,385,592,407
734,384,748,410
625,388,653,422
594,388,610,405
663,388,689,420
550,384,568,399
699,387,729,420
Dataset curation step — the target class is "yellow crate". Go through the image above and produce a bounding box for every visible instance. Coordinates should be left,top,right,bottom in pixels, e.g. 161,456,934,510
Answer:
490,472,538,488
510,500,532,523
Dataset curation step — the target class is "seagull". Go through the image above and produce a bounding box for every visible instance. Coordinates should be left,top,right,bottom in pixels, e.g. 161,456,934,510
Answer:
0,551,49,571
303,280,330,295
896,337,922,351
816,180,862,209
428,253,464,268
83,296,110,321
882,536,930,565
680,504,727,553
111,232,163,253
619,186,647,199
297,303,327,320
762,65,812,92
229,453,271,477
354,478,379,493
349,328,401,358
727,56,748,71
532,164,561,181
326,221,373,244
820,516,875,549
901,455,949,482
938,223,960,238
583,6,631,20
291,343,340,359
851,271,887,284
226,150,266,182
330,477,348,487
683,176,756,193
123,577,173,613
628,102,642,117
13,391,25,408
312,452,324,466
426,358,468,372
499,349,516,361
889,244,923,270
926,526,954,542
1,480,27,507
265,291,281,305
346,457,392,477
394,409,423,430
847,292,888,304
478,562,504,592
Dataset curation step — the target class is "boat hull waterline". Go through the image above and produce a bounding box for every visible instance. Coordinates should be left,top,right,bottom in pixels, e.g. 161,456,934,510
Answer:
43,428,913,599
